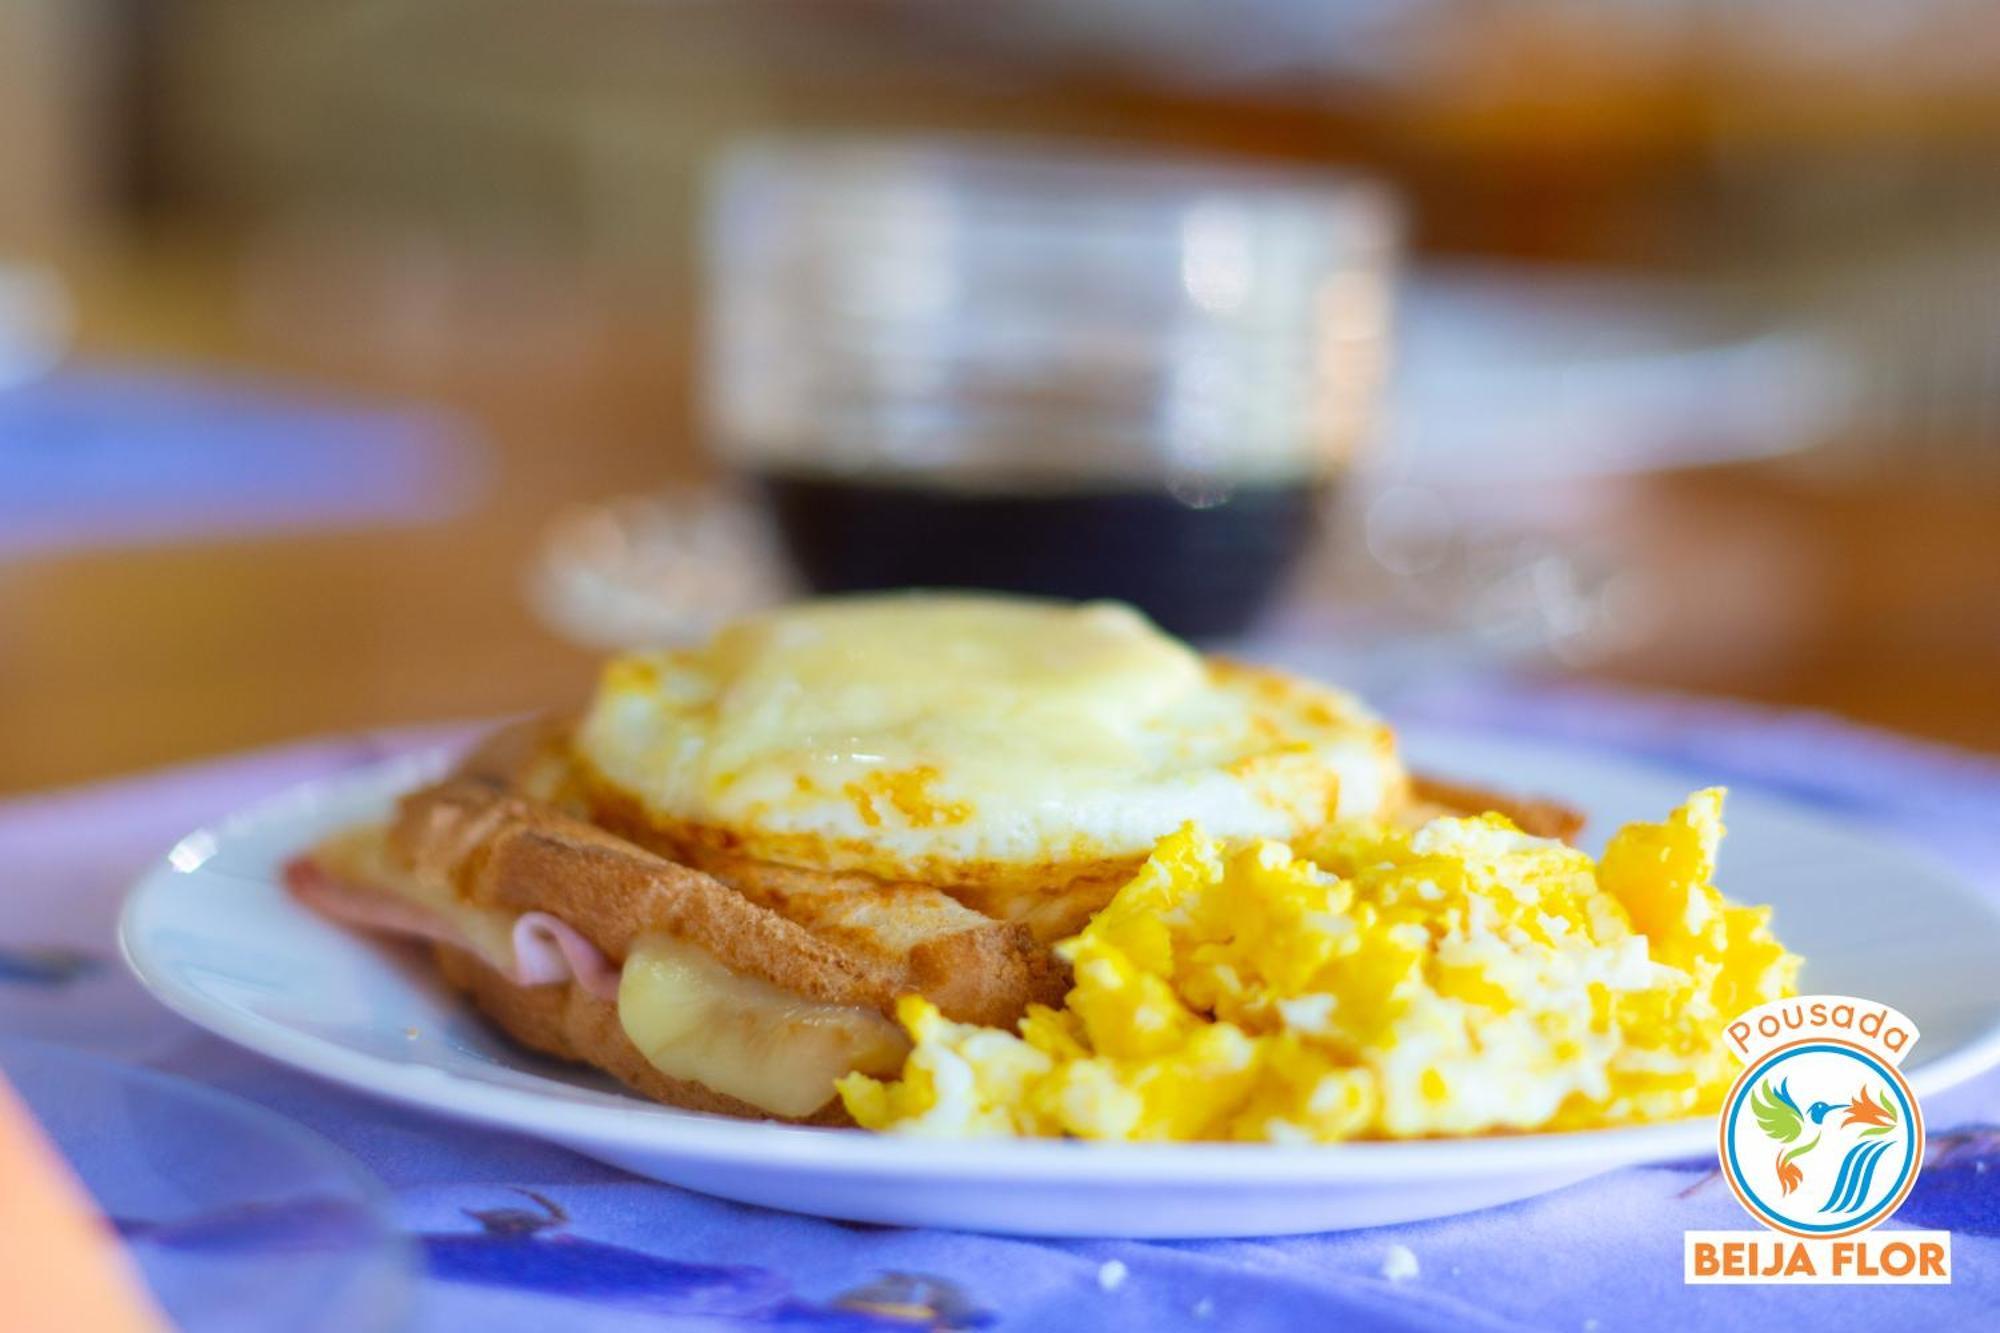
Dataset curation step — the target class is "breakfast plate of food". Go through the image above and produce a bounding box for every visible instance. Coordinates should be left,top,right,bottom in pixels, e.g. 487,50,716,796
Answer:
120,594,2000,1237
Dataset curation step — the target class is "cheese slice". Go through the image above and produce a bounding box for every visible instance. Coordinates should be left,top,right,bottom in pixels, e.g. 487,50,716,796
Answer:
617,933,910,1117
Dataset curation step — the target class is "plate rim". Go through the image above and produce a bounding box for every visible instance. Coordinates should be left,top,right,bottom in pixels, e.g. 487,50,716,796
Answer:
118,730,2000,1189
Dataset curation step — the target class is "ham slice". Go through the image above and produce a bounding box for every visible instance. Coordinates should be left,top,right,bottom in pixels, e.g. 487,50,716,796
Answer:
284,858,463,947
507,912,621,1000
283,856,621,1000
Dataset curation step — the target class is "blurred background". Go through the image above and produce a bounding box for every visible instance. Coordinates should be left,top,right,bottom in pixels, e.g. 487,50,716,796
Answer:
2,0,1997,793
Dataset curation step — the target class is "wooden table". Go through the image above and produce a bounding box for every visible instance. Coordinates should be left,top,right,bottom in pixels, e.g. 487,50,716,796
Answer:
2,240,1994,794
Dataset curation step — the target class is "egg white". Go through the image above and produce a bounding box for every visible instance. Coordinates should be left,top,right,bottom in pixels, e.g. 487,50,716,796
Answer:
575,594,1405,878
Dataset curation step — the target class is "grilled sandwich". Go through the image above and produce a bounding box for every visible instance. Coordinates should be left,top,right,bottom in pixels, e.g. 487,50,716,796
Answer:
286,593,1579,1122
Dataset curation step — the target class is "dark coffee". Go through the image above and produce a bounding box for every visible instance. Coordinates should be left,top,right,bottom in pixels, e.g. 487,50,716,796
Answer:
755,470,1328,641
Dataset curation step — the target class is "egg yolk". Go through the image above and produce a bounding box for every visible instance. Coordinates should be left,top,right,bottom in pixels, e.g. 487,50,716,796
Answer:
838,789,1799,1141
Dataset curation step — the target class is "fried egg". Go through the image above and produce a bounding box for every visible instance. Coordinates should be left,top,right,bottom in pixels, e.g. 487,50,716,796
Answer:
575,594,1405,883
838,790,1800,1141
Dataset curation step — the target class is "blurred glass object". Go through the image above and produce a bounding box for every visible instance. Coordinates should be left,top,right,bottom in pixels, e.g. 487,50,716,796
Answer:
1,1040,412,1333
530,486,790,649
1267,266,1849,696
530,258,1844,665
1385,266,1849,483
703,135,1399,639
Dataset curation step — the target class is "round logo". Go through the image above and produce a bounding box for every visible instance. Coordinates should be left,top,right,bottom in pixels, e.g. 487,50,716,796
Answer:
1718,1038,1924,1238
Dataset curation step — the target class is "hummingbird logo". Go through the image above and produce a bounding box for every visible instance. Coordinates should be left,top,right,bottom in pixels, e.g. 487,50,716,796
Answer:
1703,996,1938,1270
1743,1070,1908,1219
1748,1078,1837,1197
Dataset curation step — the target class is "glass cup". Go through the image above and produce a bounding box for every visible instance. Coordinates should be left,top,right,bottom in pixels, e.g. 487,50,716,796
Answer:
703,135,1400,640
0,1039,412,1333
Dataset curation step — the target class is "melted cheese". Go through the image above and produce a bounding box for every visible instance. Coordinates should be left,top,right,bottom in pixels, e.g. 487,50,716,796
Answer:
617,933,910,1117
577,593,1404,876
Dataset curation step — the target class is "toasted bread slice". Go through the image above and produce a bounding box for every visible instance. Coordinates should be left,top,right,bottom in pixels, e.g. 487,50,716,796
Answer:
294,783,910,1120
1404,774,1585,843
452,714,593,815
581,792,1071,1024
295,765,1063,1119
391,778,901,1010
455,719,1069,1021
390,775,1067,1027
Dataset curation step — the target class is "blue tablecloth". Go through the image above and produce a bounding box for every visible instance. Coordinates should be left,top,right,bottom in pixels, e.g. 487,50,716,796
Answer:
2,684,1996,1331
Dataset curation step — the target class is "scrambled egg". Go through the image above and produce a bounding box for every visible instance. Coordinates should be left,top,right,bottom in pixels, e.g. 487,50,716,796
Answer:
838,789,1798,1141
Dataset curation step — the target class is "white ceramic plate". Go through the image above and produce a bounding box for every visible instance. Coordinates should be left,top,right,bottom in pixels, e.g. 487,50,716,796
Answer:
119,727,2000,1238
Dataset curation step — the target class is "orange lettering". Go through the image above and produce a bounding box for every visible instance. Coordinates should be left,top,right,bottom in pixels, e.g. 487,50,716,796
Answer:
1693,1242,1719,1276
1880,1242,1915,1276
1921,1243,1947,1277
